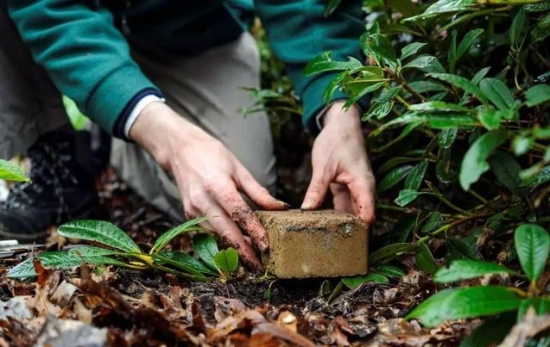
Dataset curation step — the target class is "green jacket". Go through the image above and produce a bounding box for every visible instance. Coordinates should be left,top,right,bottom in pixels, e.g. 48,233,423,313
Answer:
7,0,365,137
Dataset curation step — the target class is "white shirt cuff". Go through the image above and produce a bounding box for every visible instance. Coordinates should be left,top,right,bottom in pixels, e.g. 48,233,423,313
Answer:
124,95,166,137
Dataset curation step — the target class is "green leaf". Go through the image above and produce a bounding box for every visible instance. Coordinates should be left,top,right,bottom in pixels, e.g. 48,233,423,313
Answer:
150,253,207,280
369,243,418,265
158,250,218,276
58,220,141,253
323,72,347,104
362,33,397,68
471,67,492,85
403,0,476,22
525,84,550,107
447,237,481,261
403,56,445,73
213,248,239,275
510,8,527,50
404,161,429,191
438,128,458,149
343,81,386,108
514,224,550,282
420,212,444,234
378,165,413,193
428,73,489,104
416,242,439,275
373,265,406,278
394,189,419,206
517,298,550,320
513,135,533,156
324,0,343,17
193,234,219,270
400,42,427,60
521,165,550,187
524,2,550,12
409,101,471,113
489,151,523,196
407,80,447,95
0,159,29,182
406,286,522,328
151,217,208,254
459,313,516,347
456,29,484,65
304,51,363,76
434,260,517,283
459,129,507,191
390,215,417,243
479,78,517,110
342,273,389,289
68,246,129,267
7,251,80,279
477,109,502,130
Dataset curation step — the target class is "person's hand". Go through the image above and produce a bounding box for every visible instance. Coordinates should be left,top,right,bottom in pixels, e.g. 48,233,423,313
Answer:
129,102,288,270
301,101,376,223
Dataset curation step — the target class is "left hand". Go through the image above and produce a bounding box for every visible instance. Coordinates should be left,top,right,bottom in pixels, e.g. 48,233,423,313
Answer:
301,101,376,223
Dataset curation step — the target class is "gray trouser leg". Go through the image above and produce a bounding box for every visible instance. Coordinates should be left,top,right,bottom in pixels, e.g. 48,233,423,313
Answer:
111,33,277,221
0,2,69,160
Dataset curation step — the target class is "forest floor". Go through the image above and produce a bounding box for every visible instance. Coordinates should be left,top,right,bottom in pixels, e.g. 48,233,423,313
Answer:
0,168,478,347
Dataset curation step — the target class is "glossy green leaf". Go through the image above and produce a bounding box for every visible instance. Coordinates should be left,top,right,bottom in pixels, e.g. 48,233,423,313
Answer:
459,129,507,191
406,286,522,328
403,0,476,22
213,248,239,275
524,2,550,12
404,161,429,191
151,217,208,254
447,237,481,260
68,246,129,267
369,243,418,265
304,51,363,76
324,0,342,16
514,224,550,282
150,253,207,280
407,80,446,94
342,273,389,289
438,128,458,149
420,212,444,234
403,56,446,73
477,109,502,130
459,313,516,347
0,159,29,182
343,81,386,108
525,84,550,107
362,33,397,67
479,78,517,110
428,73,489,104
394,189,420,206
489,151,523,196
323,71,347,104
471,67,492,85
510,8,527,49
400,42,427,60
159,250,217,276
58,220,141,253
416,242,438,275
456,29,484,65
7,251,81,279
193,234,219,270
373,264,406,278
434,260,517,283
517,298,550,320
409,101,471,113
521,165,550,187
378,165,413,193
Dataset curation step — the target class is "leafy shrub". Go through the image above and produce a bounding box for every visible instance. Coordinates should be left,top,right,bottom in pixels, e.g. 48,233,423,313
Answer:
8,218,239,282
0,159,28,182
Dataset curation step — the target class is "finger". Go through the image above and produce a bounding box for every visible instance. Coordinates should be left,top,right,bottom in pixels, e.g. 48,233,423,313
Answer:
235,165,288,210
330,183,353,213
202,203,264,271
348,176,376,224
207,178,270,253
302,167,330,210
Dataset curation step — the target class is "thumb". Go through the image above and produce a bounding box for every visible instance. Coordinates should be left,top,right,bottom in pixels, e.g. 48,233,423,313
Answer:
301,168,330,210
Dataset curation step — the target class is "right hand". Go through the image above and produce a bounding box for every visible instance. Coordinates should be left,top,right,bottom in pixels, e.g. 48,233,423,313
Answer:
129,102,287,270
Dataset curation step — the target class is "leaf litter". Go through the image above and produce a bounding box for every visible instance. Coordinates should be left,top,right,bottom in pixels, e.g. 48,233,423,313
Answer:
0,169,546,346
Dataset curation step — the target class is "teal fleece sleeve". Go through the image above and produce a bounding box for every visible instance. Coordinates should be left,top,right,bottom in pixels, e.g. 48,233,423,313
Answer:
7,0,160,135
255,0,366,135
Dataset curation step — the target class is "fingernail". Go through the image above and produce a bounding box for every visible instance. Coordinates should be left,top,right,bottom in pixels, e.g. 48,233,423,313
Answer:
301,200,313,210
259,241,269,253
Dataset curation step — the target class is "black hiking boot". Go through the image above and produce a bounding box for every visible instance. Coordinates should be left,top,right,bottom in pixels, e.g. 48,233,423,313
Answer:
0,127,99,242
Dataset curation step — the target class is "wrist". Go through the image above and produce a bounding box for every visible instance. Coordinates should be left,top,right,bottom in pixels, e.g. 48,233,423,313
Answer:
322,101,362,129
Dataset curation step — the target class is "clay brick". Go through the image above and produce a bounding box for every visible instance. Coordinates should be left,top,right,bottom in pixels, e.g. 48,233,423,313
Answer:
256,210,369,278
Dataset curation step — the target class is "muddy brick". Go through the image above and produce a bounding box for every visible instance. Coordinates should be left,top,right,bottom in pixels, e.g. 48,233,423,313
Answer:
256,210,369,278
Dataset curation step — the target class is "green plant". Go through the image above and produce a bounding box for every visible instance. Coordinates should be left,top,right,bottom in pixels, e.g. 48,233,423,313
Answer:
0,159,29,182
406,223,550,343
7,217,239,282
